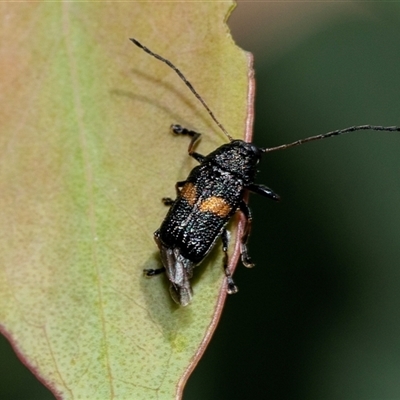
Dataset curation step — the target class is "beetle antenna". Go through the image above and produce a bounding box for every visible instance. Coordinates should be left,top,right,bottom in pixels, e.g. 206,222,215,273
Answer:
262,125,400,153
130,38,233,142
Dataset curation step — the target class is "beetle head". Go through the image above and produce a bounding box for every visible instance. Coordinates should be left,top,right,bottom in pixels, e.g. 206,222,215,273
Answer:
207,140,262,182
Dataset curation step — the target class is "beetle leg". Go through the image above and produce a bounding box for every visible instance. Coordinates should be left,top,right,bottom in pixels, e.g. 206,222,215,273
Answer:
247,183,280,202
221,228,238,294
143,266,166,276
162,181,186,206
162,197,174,206
239,200,255,268
171,124,205,163
145,231,168,277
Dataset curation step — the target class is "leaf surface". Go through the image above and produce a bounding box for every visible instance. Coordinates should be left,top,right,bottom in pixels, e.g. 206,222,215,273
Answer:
0,2,253,399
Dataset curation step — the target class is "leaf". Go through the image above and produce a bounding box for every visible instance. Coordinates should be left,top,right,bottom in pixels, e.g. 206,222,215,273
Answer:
0,2,253,399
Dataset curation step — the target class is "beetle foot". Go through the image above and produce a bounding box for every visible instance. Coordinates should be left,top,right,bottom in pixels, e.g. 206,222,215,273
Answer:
143,267,165,277
162,197,174,206
226,277,238,294
171,124,184,134
241,252,255,268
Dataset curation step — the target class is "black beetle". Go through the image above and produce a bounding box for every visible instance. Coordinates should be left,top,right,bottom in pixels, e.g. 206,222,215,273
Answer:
151,125,279,305
130,38,400,306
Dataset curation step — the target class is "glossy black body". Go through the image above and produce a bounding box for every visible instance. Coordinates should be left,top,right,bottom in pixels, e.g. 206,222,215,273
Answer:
156,141,261,263
148,130,279,306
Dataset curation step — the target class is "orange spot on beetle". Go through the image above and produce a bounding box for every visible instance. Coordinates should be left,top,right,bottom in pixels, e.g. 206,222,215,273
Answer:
181,182,197,206
199,197,232,218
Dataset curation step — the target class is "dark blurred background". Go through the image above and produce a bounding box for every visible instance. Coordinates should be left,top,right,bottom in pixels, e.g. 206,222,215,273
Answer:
1,3,400,399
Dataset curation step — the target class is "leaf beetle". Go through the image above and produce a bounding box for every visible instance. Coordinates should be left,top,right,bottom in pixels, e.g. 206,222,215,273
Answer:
130,38,400,306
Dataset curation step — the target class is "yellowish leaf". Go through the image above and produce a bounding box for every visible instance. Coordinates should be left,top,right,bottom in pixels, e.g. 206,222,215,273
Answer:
0,2,253,399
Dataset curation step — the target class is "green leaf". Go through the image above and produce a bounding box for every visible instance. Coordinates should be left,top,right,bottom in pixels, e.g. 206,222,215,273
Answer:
0,2,253,399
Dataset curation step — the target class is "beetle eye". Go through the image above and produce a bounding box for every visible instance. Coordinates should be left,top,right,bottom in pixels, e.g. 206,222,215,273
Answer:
248,143,261,157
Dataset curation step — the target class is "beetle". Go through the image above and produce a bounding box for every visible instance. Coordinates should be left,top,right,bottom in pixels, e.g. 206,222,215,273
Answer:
130,38,400,306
